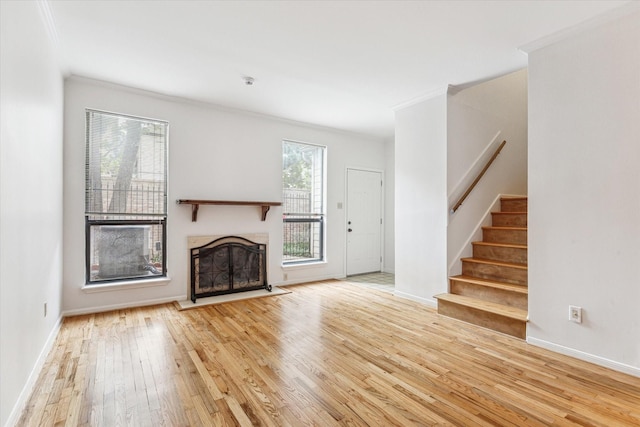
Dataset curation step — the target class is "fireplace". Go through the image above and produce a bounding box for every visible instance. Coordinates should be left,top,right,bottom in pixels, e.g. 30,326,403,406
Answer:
190,235,271,302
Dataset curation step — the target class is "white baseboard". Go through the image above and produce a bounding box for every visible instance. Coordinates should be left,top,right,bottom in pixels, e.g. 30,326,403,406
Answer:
62,294,187,317
277,274,343,287
5,315,63,427
392,290,438,309
527,337,640,378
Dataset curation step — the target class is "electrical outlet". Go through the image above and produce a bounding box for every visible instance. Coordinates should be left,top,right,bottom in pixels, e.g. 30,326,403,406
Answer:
569,305,582,323
283,273,288,281
44,302,47,318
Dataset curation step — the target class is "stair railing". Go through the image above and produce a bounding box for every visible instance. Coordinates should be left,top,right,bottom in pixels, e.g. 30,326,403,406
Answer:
450,140,506,213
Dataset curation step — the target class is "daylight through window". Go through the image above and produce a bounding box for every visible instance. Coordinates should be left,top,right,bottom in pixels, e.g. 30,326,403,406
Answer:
282,140,326,264
85,110,168,283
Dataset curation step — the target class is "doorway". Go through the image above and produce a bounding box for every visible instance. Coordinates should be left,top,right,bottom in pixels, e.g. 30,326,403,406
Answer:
346,168,383,276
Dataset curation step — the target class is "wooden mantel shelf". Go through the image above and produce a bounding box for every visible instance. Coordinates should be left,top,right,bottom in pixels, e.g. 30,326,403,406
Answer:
177,199,282,222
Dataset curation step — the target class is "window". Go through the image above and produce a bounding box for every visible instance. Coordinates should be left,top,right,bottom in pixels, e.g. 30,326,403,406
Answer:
282,140,326,264
85,110,168,284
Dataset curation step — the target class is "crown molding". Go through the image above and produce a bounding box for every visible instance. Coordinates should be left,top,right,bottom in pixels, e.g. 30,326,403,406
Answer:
391,85,450,111
519,1,640,54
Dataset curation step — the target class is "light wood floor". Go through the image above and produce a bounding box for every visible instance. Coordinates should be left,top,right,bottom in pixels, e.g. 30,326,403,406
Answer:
19,281,640,426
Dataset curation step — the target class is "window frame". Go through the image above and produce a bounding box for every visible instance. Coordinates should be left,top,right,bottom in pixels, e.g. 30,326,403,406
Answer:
282,140,327,265
84,109,168,285
84,218,167,285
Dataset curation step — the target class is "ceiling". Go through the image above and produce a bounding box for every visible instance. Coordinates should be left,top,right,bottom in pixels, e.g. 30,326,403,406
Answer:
46,0,630,139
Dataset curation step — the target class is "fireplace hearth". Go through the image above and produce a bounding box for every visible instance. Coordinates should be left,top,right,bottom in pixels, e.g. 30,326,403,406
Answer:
190,235,271,302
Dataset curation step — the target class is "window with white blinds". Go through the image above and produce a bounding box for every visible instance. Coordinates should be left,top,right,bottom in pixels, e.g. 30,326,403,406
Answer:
85,110,168,284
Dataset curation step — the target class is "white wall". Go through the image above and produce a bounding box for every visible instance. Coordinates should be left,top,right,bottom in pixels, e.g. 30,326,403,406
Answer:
384,138,395,273
394,94,448,305
527,10,640,374
63,77,387,314
447,70,528,275
0,2,64,425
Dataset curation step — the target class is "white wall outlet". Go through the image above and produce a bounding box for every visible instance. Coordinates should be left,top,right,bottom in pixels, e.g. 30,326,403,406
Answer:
283,273,288,281
569,305,582,323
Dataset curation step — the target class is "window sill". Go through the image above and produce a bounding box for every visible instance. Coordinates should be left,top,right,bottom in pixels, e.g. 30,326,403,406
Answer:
282,261,327,270
82,276,171,293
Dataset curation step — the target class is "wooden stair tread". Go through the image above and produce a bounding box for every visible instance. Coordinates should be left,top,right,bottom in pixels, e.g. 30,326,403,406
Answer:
492,211,527,215
461,257,528,270
434,293,528,322
472,241,527,249
482,226,527,231
450,275,528,293
501,196,527,201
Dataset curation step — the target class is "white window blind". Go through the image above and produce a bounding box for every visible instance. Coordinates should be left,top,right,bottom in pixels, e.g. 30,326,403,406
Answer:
85,110,168,218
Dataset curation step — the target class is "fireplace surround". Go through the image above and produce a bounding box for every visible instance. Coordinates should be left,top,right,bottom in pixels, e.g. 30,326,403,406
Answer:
189,235,271,302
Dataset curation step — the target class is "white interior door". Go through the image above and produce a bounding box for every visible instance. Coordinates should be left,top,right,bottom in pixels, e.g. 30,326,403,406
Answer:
346,169,382,276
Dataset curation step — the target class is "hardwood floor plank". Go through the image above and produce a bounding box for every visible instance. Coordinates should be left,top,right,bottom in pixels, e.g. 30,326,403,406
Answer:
17,281,640,426
224,394,255,427
191,394,214,426
188,349,225,400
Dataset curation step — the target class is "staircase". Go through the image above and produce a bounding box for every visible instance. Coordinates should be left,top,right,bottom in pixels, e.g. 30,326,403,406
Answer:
436,197,528,339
